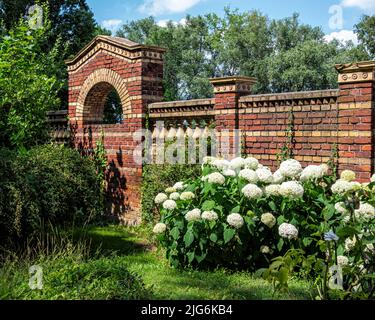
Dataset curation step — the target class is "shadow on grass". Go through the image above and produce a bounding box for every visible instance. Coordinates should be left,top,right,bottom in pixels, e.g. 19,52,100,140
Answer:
72,226,152,257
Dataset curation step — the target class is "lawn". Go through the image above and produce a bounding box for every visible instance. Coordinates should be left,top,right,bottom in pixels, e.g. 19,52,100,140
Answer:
73,225,314,300
0,225,314,300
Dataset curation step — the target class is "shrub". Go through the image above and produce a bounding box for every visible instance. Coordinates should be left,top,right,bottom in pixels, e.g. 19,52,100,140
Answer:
152,156,374,298
0,14,61,149
0,144,104,248
141,164,201,223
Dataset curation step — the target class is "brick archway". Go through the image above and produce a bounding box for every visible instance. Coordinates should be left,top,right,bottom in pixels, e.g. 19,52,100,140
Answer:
76,68,130,124
66,35,165,224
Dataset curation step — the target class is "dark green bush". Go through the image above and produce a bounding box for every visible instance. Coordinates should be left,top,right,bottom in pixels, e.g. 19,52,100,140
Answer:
141,164,201,223
0,144,104,247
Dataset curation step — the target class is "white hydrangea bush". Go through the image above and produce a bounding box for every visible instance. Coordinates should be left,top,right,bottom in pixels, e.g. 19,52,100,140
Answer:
151,155,375,282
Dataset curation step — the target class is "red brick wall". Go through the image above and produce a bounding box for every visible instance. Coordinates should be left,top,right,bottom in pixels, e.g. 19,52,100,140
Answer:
67,37,164,224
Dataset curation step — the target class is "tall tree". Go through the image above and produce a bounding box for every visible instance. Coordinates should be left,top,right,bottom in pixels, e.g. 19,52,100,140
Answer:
355,15,375,59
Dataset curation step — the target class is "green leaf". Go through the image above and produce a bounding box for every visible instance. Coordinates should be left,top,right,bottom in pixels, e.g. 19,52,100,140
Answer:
277,238,284,251
210,233,218,243
231,205,240,213
202,200,216,211
184,230,194,247
170,227,180,240
224,228,236,244
187,252,195,264
269,201,277,212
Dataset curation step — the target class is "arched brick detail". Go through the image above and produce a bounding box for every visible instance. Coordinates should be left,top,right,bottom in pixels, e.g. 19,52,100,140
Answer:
66,35,165,224
76,68,131,124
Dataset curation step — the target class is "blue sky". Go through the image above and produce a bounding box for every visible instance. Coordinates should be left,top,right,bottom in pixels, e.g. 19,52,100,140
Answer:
86,0,375,43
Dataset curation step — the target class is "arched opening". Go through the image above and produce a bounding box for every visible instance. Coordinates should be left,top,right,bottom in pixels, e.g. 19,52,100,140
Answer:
83,82,123,125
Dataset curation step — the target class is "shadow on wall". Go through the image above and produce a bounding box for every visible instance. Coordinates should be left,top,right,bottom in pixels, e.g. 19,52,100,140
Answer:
71,124,130,222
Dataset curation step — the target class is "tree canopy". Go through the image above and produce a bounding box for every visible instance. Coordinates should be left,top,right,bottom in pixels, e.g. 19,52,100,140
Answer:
117,9,372,100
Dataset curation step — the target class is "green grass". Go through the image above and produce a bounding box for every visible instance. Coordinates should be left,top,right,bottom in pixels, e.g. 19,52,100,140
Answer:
0,225,314,300
73,225,314,300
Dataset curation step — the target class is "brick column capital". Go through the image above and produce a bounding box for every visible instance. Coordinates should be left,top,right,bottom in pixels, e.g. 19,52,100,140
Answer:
336,60,375,84
209,76,256,95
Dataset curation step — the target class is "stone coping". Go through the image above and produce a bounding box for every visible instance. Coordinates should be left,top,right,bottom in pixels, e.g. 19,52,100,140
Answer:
148,98,215,109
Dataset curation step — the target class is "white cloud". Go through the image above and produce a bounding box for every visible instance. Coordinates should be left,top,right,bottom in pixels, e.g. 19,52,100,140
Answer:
102,19,123,32
157,18,187,27
341,0,375,13
139,0,202,16
324,30,359,44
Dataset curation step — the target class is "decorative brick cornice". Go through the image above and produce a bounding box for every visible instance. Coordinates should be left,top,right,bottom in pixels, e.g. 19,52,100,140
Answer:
66,35,166,72
239,90,338,108
209,76,257,94
336,60,375,84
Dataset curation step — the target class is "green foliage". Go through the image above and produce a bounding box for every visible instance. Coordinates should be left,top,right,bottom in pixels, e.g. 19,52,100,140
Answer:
0,16,61,149
355,15,375,59
0,144,104,248
141,164,201,223
117,9,369,100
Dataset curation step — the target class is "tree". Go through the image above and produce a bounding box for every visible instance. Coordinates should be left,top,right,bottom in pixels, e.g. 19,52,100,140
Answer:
117,9,367,99
0,16,61,149
355,15,375,59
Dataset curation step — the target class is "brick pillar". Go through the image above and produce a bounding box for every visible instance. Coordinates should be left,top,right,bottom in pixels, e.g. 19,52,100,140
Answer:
210,76,256,130
209,76,256,158
336,61,375,181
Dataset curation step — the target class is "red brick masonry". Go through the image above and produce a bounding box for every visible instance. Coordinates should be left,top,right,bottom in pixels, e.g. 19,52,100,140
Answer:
66,36,375,223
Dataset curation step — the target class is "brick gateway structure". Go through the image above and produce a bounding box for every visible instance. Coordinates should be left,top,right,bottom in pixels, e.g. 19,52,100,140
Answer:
65,35,375,224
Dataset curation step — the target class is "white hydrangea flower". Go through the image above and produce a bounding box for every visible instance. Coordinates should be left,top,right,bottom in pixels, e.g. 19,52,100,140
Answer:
207,172,226,185
331,179,354,195
212,159,230,171
345,237,356,252
343,215,351,223
173,182,185,191
279,159,303,178
354,203,375,221
203,156,216,165
371,174,375,183
242,184,263,199
180,192,195,201
239,169,258,183
278,223,299,240
260,245,270,254
273,170,284,184
185,208,201,222
155,193,168,204
162,199,177,210
165,187,177,194
320,164,330,176
337,255,349,267
153,223,167,234
229,157,246,170
350,181,362,191
202,210,219,221
335,202,348,215
223,169,237,177
300,165,325,182
227,213,244,229
244,157,259,170
264,184,280,197
256,167,274,184
169,192,180,200
261,213,277,228
340,170,356,182
279,181,304,199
